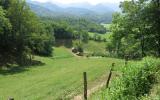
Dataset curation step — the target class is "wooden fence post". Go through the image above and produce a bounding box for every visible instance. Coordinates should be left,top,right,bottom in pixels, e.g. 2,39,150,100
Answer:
83,72,87,100
106,63,114,88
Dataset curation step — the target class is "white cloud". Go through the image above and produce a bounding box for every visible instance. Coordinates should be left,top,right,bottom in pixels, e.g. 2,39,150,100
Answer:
31,0,123,5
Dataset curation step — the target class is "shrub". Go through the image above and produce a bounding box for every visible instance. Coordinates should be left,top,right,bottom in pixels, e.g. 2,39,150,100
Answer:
74,42,83,53
93,57,160,100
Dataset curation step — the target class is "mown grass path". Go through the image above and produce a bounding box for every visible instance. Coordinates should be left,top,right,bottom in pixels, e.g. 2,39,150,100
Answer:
72,71,121,100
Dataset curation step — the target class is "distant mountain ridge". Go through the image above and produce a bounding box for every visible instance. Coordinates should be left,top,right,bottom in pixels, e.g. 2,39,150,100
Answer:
27,0,120,23
66,2,120,12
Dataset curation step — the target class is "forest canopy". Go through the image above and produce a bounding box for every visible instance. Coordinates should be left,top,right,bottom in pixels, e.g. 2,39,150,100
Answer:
0,0,54,66
106,0,160,59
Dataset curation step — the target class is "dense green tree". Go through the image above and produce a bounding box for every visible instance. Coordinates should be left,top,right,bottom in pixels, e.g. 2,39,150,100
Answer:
0,0,54,66
0,0,10,9
0,6,12,66
41,17,107,34
53,23,73,39
107,0,160,58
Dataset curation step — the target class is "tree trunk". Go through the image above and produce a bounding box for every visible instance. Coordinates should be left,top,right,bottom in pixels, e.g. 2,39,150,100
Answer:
116,40,121,56
157,36,160,57
141,35,145,58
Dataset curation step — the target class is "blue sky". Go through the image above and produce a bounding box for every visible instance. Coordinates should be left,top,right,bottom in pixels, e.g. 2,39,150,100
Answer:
31,0,124,5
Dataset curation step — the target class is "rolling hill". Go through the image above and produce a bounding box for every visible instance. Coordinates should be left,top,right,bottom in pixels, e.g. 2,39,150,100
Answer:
26,0,119,23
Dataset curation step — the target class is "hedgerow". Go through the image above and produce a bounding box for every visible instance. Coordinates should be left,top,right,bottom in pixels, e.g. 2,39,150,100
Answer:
92,57,160,100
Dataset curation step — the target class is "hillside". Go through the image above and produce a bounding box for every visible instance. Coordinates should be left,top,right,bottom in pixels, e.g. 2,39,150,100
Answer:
26,0,115,23
28,3,55,17
0,47,123,99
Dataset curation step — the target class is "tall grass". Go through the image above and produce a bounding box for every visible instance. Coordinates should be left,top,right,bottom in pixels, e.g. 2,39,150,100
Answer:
91,57,160,100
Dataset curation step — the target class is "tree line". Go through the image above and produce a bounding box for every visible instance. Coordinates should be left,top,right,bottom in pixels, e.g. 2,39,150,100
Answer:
41,17,107,41
0,0,54,66
106,0,160,59
0,0,107,67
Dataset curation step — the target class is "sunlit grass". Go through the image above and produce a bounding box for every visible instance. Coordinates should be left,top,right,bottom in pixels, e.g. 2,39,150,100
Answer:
0,47,123,100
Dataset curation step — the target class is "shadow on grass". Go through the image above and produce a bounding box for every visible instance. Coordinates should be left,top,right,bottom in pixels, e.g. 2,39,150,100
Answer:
0,60,45,75
55,39,73,48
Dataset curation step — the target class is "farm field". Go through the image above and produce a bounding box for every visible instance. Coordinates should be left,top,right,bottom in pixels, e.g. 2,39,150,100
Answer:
88,32,112,41
0,46,123,100
73,40,106,54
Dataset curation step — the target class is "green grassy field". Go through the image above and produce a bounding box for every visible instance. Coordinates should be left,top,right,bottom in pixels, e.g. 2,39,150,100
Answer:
88,23,112,41
0,47,123,100
101,23,111,29
88,32,112,41
82,40,106,53
88,32,106,40
72,40,106,54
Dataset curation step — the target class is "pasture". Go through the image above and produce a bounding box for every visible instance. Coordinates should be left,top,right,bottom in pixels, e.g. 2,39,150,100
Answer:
0,46,123,100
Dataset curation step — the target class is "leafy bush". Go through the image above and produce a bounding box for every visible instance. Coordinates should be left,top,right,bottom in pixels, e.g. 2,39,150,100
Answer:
74,42,84,53
92,57,160,100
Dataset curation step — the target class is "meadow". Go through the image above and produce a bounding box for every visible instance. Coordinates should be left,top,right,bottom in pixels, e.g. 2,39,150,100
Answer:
0,46,123,100
73,40,106,54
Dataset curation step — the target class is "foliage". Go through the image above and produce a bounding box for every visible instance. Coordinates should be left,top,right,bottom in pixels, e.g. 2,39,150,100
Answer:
106,0,160,59
0,6,12,65
0,0,54,66
73,41,84,53
73,40,106,54
88,32,108,42
91,57,160,99
53,23,73,39
42,17,107,34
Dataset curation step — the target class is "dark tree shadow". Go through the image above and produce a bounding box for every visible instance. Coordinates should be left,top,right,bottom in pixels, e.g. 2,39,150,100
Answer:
0,66,28,75
28,60,45,66
55,39,73,48
0,60,45,75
